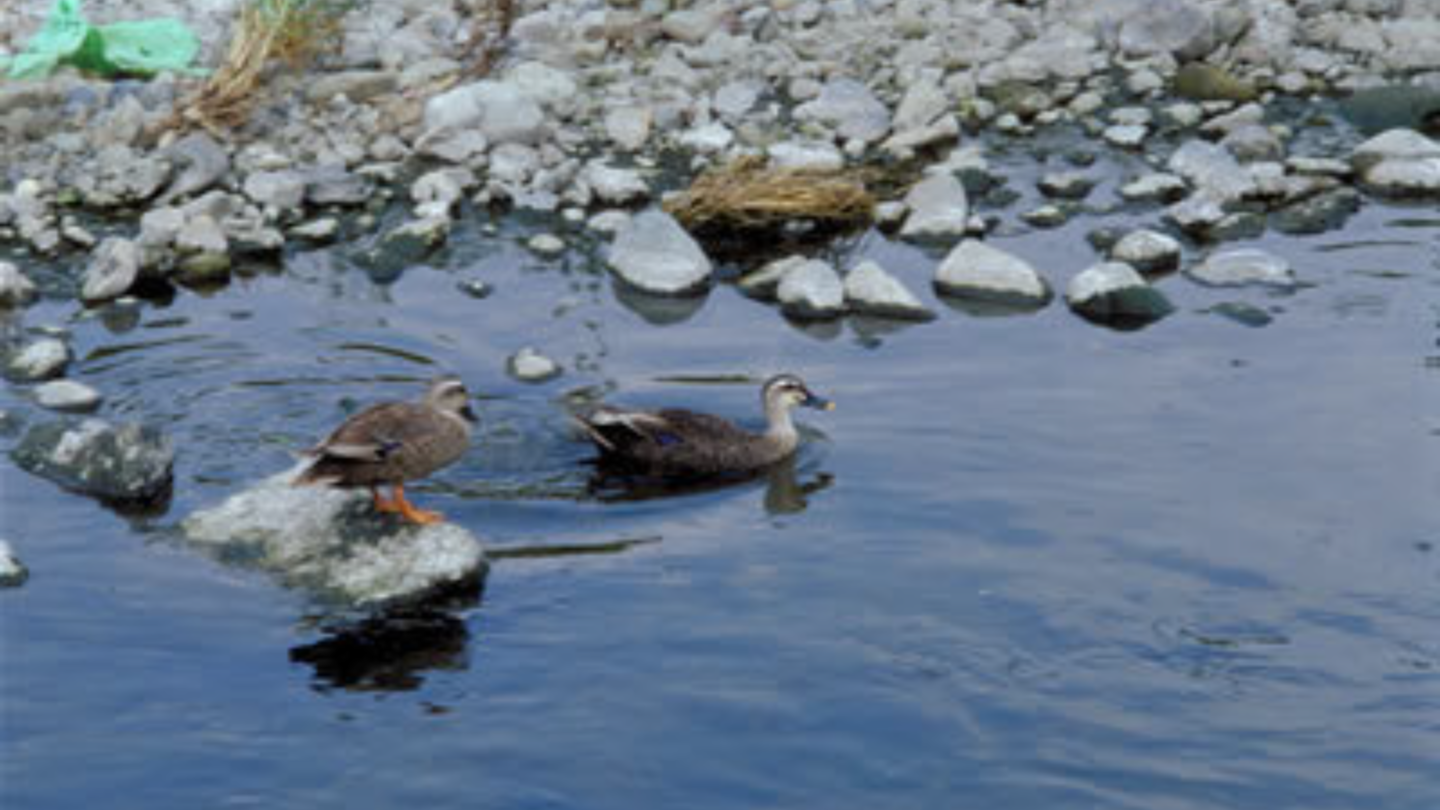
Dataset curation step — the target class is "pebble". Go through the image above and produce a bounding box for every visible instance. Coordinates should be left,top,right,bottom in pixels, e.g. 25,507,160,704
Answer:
528,234,566,257
507,347,562,383
1111,230,1183,274
5,338,71,382
0,540,27,588
34,380,103,413
0,261,37,307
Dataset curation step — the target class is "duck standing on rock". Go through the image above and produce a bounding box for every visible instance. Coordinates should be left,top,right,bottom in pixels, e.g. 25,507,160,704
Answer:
293,376,477,525
574,373,834,479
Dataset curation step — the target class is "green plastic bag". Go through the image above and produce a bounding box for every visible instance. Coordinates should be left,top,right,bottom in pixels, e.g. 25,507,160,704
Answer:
7,0,203,79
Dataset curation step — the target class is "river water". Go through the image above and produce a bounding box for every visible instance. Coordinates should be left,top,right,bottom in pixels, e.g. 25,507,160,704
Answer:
3,140,1438,809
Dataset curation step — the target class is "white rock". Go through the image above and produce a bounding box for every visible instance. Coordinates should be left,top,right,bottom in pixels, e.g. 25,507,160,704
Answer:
423,80,546,145
900,173,970,240
34,380,103,413
176,215,229,256
844,260,934,320
507,347,562,382
676,122,734,153
181,465,486,607
587,210,631,235
1111,229,1182,273
794,77,891,143
606,105,654,151
81,237,142,303
607,209,713,295
527,234,566,256
504,61,578,109
1120,173,1189,201
0,261,37,307
1169,140,1256,201
583,163,649,204
777,259,846,318
1103,124,1149,149
738,255,806,300
5,338,71,382
1066,262,1175,324
1351,128,1440,171
713,80,762,121
1185,248,1296,287
934,240,1052,306
0,540,26,588
767,140,844,170
243,170,306,212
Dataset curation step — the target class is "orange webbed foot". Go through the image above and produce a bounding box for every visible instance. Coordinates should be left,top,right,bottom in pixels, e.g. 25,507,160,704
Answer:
390,484,445,525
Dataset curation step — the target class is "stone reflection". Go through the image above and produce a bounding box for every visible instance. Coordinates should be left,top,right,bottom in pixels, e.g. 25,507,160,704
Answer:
290,605,474,693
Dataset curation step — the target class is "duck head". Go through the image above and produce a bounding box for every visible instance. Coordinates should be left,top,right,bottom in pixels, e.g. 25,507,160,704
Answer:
426,376,479,423
763,373,834,413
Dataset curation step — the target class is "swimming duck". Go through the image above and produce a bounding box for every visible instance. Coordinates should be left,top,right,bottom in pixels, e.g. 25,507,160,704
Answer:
293,376,477,525
574,373,833,478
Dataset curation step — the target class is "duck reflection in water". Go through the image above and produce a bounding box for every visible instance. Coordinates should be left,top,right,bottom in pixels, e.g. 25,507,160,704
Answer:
587,450,835,515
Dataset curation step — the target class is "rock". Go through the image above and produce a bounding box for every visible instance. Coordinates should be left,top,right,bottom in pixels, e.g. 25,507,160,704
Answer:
415,129,488,164
934,240,1053,308
1222,124,1284,162
411,170,466,214
1174,63,1258,102
607,210,713,296
304,166,372,207
605,105,653,151
507,347,562,383
158,132,230,204
1351,129,1440,197
12,418,174,505
768,140,845,170
1111,229,1182,273
34,380,103,414
1118,0,1217,60
1185,248,1296,287
373,217,451,270
1169,140,1256,201
243,170,307,213
1273,188,1362,235
1165,192,1228,236
662,7,724,43
505,62,578,109
80,237,142,303
1038,171,1098,200
583,163,649,205
0,261,37,307
180,466,487,607
176,215,229,256
527,234,566,257
713,80,762,121
900,173,970,240
777,260,846,319
738,256,806,300
1103,124,1149,149
458,280,493,299
0,540,26,588
290,217,340,243
423,80,546,145
844,261,934,321
175,252,232,286
794,77,891,143
587,210,631,235
1120,173,1189,202
5,339,71,382
1022,205,1069,228
306,70,397,105
676,122,734,153
1204,301,1273,328
1065,262,1175,326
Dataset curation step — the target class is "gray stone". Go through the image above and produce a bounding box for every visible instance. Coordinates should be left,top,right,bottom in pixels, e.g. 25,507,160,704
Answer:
607,210,713,296
778,260,846,319
306,70,398,104
605,105,653,151
1222,124,1285,162
1185,248,1296,287
176,215,229,256
1038,171,1098,200
934,240,1053,307
1120,173,1189,202
1066,262,1175,325
5,339,71,382
662,7,724,43
374,217,451,268
893,78,950,131
584,163,650,204
34,380,103,413
0,262,37,307
900,173,970,240
243,170,307,212
676,122,734,154
1103,124,1149,149
411,170,466,214
1168,140,1256,201
1351,129,1440,196
415,129,488,164
290,217,340,243
1273,188,1362,235
1165,192,1228,235
1021,205,1069,228
0,540,26,588
138,207,186,251
738,256,807,301
304,166,372,207
180,465,486,607
527,234,566,257
767,140,844,170
158,132,230,204
505,62,578,109
795,77,891,143
12,418,174,504
1111,229,1182,273
587,210,631,235
844,260,935,321
507,347,562,383
713,80,763,121
423,80,547,145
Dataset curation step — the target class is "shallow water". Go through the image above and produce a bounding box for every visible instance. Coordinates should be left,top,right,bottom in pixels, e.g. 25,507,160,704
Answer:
3,152,1439,809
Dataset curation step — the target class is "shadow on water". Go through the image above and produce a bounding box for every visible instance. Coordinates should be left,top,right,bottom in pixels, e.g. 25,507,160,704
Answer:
291,606,475,694
586,452,835,516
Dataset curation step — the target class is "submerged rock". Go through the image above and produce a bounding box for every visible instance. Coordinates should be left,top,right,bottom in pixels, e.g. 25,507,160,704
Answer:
844,261,934,321
1066,262,1175,326
33,380,103,414
0,540,26,588
1185,248,1296,287
934,240,1053,308
607,209,712,295
12,418,174,505
181,467,487,607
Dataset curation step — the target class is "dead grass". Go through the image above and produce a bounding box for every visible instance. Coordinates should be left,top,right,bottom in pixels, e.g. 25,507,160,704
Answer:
663,155,877,235
164,0,357,135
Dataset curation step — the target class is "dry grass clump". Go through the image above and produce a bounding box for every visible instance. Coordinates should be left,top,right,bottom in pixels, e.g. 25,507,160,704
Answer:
166,0,358,135
664,156,876,236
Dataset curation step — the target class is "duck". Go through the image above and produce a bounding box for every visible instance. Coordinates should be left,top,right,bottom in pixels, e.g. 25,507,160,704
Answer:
574,373,833,479
293,376,477,525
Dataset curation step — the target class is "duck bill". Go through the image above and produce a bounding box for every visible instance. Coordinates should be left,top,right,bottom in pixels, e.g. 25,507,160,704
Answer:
460,404,480,423
804,394,835,411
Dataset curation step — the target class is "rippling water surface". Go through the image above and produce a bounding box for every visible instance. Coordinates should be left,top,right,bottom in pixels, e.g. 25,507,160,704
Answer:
3,156,1438,809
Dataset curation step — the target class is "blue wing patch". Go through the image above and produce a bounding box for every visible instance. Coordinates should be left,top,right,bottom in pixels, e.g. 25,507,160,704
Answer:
655,432,683,447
